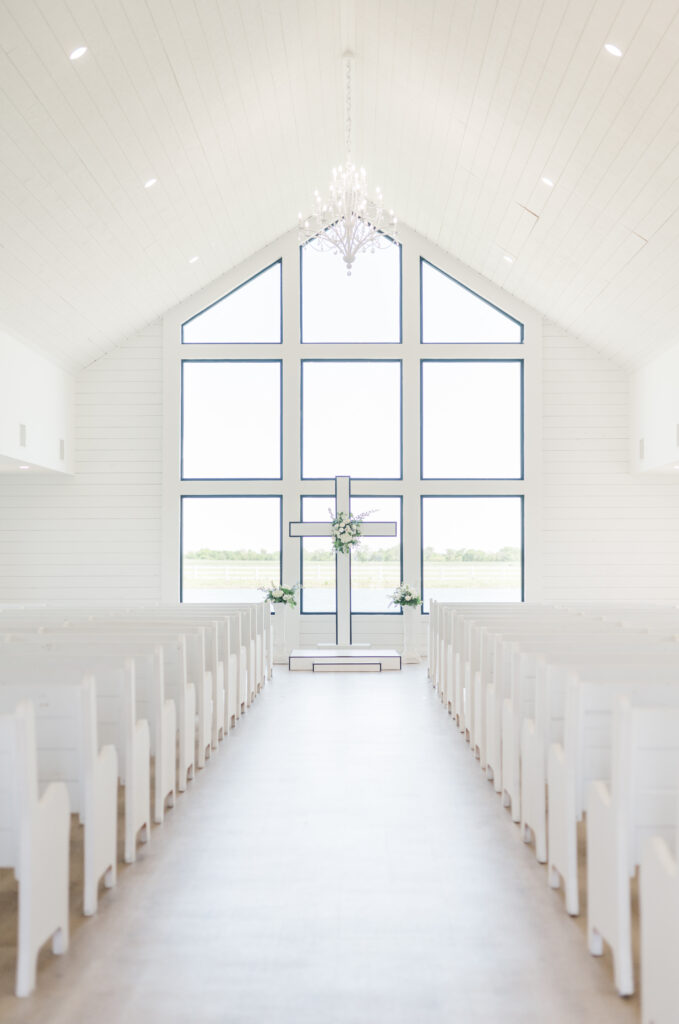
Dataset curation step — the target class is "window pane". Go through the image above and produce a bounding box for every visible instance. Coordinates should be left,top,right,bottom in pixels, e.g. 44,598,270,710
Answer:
422,497,523,611
302,361,401,478
300,497,402,614
350,498,401,613
301,239,400,343
421,259,523,344
422,361,522,479
300,498,335,613
182,262,281,344
182,497,281,603
182,361,281,479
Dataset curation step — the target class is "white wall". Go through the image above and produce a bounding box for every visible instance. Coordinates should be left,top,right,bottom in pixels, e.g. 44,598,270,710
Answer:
0,330,74,473
0,323,162,605
541,322,679,602
630,342,679,472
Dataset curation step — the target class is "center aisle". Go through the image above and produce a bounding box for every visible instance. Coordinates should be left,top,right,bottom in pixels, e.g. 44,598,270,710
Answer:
5,667,639,1024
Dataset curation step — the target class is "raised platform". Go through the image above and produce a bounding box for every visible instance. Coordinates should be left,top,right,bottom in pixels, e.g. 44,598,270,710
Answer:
288,648,402,672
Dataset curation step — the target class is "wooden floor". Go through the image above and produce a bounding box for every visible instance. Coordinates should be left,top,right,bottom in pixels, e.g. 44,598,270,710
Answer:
0,666,640,1023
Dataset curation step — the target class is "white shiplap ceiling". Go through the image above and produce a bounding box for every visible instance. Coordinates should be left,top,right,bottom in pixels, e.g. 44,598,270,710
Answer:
1,0,679,371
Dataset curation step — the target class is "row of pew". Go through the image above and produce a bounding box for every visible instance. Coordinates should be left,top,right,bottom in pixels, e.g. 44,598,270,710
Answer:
0,601,272,997
428,600,679,1024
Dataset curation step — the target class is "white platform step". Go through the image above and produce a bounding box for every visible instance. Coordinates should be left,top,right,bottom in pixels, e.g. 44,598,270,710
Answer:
288,648,402,672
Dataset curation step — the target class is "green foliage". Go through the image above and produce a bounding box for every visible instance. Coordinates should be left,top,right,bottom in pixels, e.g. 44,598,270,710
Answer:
185,548,279,561
186,545,520,564
423,546,521,563
186,545,402,562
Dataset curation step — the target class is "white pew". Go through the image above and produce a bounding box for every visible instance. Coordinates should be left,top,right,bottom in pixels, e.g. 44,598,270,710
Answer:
481,620,632,793
95,611,226,749
498,631,675,823
449,607,579,754
40,622,213,771
0,702,70,997
640,798,679,1024
4,634,178,818
0,649,151,863
0,677,117,916
469,612,580,759
0,602,264,727
520,647,679,867
10,629,196,791
587,696,679,996
547,670,679,917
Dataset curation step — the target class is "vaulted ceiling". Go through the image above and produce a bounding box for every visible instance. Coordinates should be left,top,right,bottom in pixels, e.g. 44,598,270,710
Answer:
1,0,679,372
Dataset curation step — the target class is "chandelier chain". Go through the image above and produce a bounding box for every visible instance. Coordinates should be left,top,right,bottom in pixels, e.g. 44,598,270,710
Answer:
343,51,353,158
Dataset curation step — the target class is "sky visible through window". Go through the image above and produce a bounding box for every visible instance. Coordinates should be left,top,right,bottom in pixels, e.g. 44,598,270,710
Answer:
302,361,402,478
421,259,522,343
302,240,400,343
182,262,281,344
422,361,522,478
183,362,281,478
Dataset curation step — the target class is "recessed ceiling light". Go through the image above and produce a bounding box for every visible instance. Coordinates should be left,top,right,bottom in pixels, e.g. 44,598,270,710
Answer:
503,254,515,264
18,465,29,470
144,178,157,189
189,256,200,264
673,464,679,470
69,46,87,61
604,43,623,57
541,176,554,188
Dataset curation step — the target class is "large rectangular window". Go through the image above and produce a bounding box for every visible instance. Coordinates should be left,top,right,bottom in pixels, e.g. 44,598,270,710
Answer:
301,238,401,343
421,496,523,611
181,496,281,603
182,361,282,479
301,360,402,479
299,496,402,614
421,360,522,479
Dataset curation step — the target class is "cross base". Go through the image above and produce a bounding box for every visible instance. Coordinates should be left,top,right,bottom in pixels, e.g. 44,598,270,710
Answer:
288,648,402,672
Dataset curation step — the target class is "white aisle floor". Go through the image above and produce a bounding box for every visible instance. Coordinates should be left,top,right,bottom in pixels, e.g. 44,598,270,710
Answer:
0,666,639,1024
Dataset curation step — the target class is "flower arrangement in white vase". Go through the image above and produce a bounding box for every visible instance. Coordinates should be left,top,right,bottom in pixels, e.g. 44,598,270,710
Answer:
390,582,422,663
259,581,300,607
259,582,300,663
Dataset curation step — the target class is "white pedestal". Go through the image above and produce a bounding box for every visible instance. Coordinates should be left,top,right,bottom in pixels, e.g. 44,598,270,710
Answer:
272,604,298,663
401,606,421,664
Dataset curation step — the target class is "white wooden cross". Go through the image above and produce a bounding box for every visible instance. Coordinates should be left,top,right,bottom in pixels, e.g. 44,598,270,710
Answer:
289,476,397,647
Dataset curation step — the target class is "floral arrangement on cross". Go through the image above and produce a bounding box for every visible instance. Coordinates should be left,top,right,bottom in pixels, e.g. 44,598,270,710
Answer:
329,508,375,555
259,581,301,608
390,582,423,608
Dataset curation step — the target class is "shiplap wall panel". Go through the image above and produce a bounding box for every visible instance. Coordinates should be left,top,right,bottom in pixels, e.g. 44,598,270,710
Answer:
0,320,162,604
541,320,679,602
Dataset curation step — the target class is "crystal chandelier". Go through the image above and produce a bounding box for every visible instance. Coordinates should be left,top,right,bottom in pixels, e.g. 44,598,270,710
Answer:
298,52,398,276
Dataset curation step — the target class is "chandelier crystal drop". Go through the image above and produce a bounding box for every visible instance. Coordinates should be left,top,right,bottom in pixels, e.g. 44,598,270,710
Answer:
298,52,398,276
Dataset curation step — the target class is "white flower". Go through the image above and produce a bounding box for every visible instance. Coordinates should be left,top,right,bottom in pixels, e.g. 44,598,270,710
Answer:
273,588,283,598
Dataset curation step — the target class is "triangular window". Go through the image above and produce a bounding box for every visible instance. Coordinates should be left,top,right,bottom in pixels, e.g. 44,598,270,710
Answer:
421,258,523,344
182,260,282,344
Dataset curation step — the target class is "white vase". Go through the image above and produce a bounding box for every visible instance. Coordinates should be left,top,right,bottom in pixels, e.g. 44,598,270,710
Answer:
402,605,421,664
